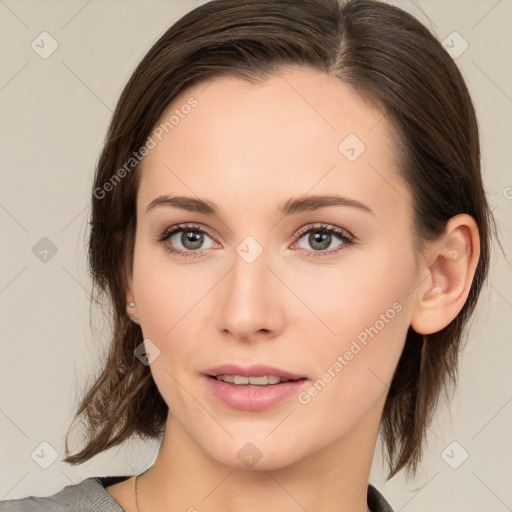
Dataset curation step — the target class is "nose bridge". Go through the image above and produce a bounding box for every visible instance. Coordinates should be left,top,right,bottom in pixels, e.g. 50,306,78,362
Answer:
232,239,268,297
218,237,281,337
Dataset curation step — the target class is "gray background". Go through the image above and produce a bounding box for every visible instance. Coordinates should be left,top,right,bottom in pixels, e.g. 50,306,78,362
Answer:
1,0,511,510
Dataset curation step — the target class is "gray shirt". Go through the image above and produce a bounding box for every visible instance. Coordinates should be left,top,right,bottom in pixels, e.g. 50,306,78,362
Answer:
0,476,394,511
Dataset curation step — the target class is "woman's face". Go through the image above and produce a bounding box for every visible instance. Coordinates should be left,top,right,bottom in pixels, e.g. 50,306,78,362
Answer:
128,66,421,470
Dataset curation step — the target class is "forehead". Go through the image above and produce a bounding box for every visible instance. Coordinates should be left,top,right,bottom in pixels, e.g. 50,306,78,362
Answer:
137,66,408,221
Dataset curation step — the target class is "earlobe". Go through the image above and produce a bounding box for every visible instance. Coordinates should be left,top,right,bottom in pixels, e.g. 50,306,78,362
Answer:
124,273,139,324
410,214,480,335
127,301,139,323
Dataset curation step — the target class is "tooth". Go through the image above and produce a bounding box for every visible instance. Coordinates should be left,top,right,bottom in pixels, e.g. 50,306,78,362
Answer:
249,376,269,385
216,374,291,385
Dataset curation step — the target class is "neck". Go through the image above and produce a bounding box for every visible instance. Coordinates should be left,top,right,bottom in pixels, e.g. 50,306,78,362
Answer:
136,405,382,512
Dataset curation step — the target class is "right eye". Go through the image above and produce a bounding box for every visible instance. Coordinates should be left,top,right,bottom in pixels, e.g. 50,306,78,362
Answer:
157,223,219,258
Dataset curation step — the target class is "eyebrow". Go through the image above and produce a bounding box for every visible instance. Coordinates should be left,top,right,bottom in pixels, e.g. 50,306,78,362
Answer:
146,194,375,217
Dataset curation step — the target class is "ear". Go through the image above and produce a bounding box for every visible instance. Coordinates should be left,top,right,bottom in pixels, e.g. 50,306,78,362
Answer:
410,214,480,335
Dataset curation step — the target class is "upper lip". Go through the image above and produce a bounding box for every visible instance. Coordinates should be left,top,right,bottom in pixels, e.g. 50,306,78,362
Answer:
203,364,307,380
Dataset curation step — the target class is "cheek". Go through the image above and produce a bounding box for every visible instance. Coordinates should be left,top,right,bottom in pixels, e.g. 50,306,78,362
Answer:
292,289,409,451
131,238,205,338
297,248,414,411
306,247,414,347
131,252,204,410
130,244,208,409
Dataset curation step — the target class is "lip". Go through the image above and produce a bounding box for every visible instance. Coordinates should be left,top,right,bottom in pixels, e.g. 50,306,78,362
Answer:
203,364,308,411
203,364,307,381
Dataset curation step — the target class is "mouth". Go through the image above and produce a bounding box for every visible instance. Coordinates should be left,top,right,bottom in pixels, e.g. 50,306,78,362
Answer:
203,364,308,410
203,363,307,383
210,374,302,386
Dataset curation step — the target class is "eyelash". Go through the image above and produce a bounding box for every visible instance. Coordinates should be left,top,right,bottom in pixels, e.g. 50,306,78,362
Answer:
156,222,355,259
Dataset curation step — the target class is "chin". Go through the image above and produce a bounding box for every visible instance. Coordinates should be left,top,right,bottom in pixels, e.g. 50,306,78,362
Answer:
203,436,305,472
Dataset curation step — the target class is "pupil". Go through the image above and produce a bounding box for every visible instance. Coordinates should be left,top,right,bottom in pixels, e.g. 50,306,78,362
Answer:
310,231,330,250
183,231,203,249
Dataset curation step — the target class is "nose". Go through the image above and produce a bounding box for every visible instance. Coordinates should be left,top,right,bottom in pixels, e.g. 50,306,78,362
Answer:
216,243,284,342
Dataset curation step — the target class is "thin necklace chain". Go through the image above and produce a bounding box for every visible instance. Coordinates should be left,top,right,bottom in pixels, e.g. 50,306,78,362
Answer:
135,473,141,512
134,469,151,512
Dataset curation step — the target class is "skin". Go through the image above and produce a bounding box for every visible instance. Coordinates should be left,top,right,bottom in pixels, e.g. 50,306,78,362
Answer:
106,66,480,512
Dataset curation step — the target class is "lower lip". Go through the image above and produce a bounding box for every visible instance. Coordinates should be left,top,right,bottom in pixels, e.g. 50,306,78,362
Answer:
204,376,308,411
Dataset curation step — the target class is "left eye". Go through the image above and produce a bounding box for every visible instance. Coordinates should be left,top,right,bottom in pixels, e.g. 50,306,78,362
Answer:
157,223,354,258
292,224,354,256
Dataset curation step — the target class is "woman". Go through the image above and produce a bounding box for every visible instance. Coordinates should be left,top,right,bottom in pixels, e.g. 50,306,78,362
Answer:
1,0,495,511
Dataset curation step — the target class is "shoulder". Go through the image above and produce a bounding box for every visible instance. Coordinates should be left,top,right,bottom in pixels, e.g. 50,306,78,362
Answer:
368,484,394,512
0,476,131,512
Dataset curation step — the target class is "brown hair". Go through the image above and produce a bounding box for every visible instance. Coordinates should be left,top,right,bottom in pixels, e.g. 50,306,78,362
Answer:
63,0,495,478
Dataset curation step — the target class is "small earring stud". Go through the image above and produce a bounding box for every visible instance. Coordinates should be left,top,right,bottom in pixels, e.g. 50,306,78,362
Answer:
131,313,139,321
129,302,136,308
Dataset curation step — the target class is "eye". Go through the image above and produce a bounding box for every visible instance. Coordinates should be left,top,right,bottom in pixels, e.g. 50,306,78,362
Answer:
292,223,354,257
157,222,355,259
157,223,217,258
